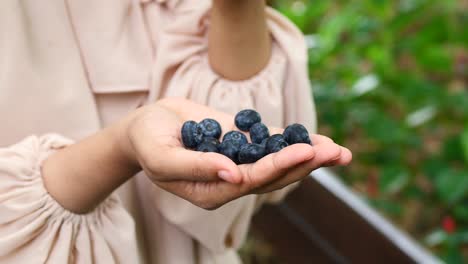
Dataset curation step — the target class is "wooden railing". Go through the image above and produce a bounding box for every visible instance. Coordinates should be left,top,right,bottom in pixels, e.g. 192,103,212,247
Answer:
251,168,442,264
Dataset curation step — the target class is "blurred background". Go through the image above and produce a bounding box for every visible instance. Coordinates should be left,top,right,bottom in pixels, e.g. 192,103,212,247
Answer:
241,0,468,263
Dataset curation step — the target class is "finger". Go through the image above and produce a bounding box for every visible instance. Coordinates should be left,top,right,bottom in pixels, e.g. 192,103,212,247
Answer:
339,146,353,165
253,142,342,193
253,162,313,194
154,180,237,210
153,142,343,210
310,134,334,145
145,147,242,184
323,146,353,167
306,141,342,168
237,143,315,189
153,142,314,210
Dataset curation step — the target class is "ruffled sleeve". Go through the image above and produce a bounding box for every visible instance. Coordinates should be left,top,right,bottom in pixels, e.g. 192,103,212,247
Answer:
165,43,289,125
0,135,138,263
138,3,317,256
147,4,317,132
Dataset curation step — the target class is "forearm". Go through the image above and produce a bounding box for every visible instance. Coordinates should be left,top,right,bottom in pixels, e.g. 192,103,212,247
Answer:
42,117,140,214
209,0,271,80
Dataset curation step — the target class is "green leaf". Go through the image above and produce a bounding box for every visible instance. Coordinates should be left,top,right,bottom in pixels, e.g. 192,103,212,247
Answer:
453,203,468,222
442,135,465,163
442,242,464,264
423,158,447,180
435,169,468,205
368,198,403,216
452,229,468,243
379,166,410,194
461,126,468,164
423,47,453,74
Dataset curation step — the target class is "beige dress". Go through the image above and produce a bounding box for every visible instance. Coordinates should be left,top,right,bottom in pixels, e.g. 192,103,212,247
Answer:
0,0,316,263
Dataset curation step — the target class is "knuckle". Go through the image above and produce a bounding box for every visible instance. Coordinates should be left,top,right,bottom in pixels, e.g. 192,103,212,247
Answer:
316,135,333,144
139,146,169,175
157,97,188,109
185,183,222,210
331,144,342,159
244,165,256,187
271,154,282,172
191,166,204,180
196,198,221,211
193,152,211,180
141,156,160,174
322,144,342,166
270,155,287,177
155,98,171,108
182,183,197,200
201,203,221,211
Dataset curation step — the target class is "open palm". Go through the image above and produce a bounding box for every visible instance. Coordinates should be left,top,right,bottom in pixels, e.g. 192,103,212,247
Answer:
126,98,352,210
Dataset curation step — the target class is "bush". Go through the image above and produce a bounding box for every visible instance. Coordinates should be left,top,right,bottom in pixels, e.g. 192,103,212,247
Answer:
272,0,468,262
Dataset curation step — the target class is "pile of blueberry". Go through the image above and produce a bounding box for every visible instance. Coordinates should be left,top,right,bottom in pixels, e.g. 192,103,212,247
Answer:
181,109,312,164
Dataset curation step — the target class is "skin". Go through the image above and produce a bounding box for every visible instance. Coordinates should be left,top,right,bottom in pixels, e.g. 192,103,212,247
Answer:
209,0,271,80
43,98,352,214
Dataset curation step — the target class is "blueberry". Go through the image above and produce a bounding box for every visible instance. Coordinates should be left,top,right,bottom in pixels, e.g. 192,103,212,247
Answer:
201,137,220,146
222,131,248,146
181,120,203,148
199,118,222,139
265,134,289,154
283,124,311,145
219,139,241,164
260,137,268,147
235,109,261,131
250,123,270,144
238,143,266,164
196,141,219,153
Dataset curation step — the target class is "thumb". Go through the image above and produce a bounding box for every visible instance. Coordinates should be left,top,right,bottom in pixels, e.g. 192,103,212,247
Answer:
151,147,242,184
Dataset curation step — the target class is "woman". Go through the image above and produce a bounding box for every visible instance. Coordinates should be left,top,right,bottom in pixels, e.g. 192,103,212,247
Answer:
0,0,352,263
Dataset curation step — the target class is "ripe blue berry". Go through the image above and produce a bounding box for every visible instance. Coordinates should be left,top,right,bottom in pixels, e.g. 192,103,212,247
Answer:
265,134,289,154
222,131,248,146
250,122,270,144
219,139,241,164
181,120,203,148
283,124,311,145
201,137,220,146
238,143,266,164
235,109,261,131
196,141,219,153
260,137,268,147
199,118,222,139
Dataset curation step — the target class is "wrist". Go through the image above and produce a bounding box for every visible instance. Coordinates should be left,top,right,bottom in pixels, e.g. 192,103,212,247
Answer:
212,0,264,9
212,0,266,16
209,0,270,80
42,114,142,214
110,111,141,174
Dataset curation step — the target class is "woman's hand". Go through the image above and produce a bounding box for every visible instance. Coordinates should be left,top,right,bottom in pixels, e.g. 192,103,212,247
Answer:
43,97,351,214
124,98,352,210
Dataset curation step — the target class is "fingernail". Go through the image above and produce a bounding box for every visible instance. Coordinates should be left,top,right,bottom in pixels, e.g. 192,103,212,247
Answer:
218,170,234,183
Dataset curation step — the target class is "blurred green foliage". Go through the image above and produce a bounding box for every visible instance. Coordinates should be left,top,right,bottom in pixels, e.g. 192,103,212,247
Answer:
272,0,468,262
